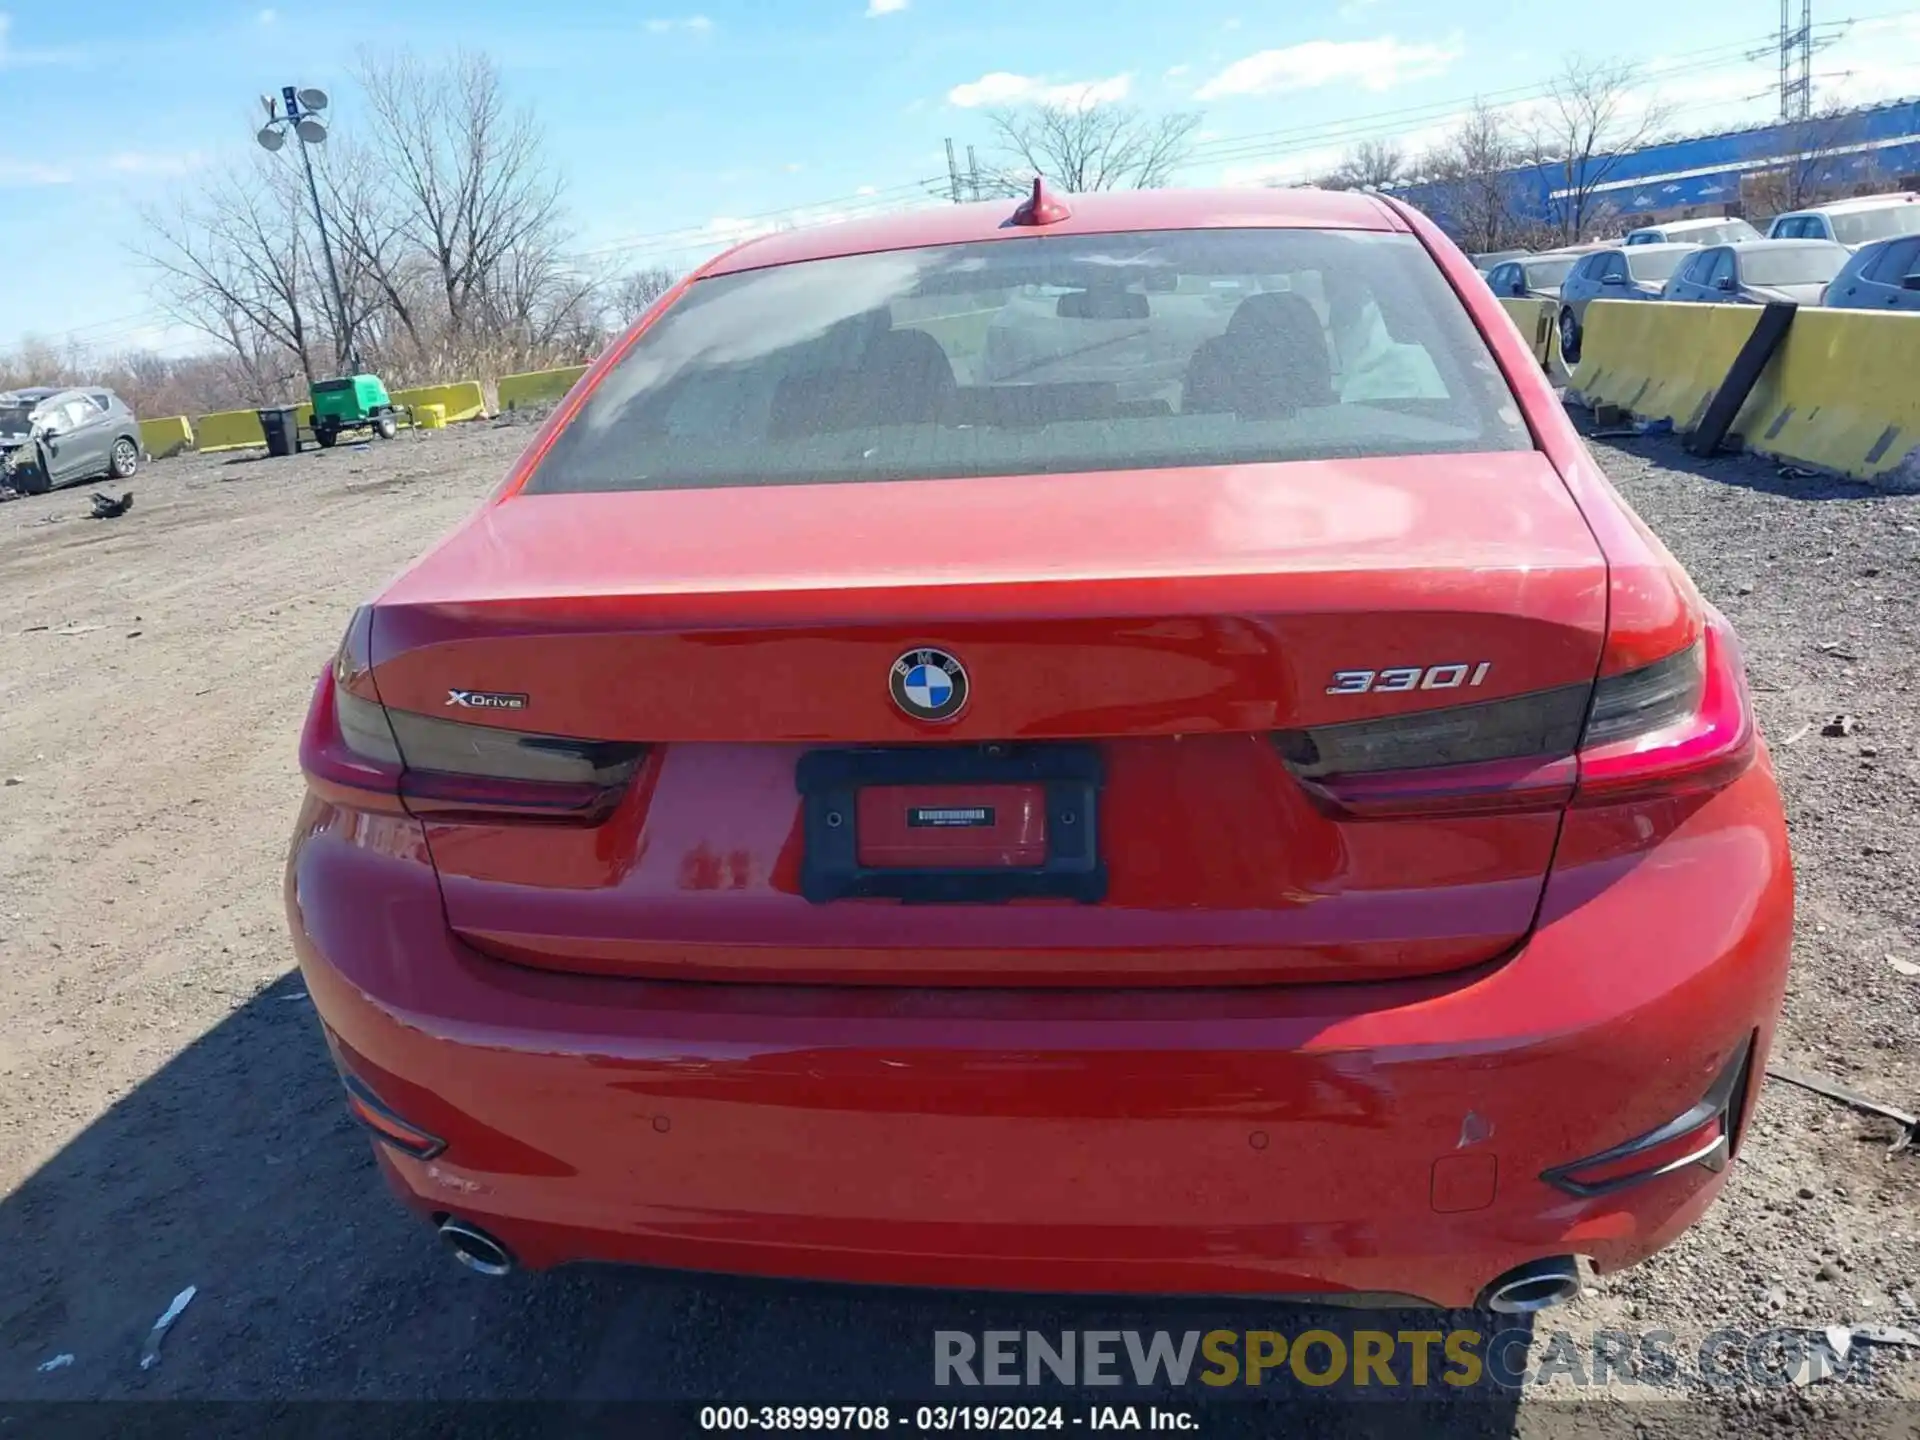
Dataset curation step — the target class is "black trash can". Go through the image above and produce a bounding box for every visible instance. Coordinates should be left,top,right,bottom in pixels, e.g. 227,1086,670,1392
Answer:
257,406,302,457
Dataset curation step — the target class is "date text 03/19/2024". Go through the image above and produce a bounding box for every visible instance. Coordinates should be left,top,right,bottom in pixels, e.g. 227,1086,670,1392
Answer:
697,1406,1197,1431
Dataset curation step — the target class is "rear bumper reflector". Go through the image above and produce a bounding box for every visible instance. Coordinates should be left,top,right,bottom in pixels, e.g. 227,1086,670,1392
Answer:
342,1073,447,1161
1540,1033,1753,1198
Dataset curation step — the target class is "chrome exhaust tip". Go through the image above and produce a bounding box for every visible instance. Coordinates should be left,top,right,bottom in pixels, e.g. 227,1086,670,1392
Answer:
437,1218,514,1277
1480,1256,1582,1314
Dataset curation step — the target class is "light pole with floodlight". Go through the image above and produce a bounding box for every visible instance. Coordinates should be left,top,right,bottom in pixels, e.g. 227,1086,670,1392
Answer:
256,84,358,372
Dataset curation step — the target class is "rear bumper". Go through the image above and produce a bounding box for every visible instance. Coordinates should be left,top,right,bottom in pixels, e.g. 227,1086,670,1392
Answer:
285,762,1793,1307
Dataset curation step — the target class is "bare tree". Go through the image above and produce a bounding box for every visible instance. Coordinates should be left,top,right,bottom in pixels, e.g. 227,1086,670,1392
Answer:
608,267,678,328
982,96,1201,194
1414,103,1542,253
132,47,661,395
138,153,327,396
356,49,572,352
1526,57,1670,243
1740,105,1873,218
1315,139,1406,192
314,135,431,359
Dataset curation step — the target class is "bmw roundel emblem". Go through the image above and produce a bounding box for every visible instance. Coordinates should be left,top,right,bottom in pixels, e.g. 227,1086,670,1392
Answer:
890,648,969,722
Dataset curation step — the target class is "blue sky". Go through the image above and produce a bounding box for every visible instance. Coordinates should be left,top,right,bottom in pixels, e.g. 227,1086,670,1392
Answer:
3,0,1918,356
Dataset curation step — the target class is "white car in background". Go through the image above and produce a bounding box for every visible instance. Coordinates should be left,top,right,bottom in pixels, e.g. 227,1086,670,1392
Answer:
1767,193,1920,248
1623,216,1762,246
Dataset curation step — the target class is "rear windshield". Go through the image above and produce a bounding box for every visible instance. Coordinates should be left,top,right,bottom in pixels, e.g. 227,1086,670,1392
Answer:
0,404,35,432
1523,257,1577,289
1626,249,1691,282
1831,205,1920,246
1742,246,1847,285
525,228,1531,495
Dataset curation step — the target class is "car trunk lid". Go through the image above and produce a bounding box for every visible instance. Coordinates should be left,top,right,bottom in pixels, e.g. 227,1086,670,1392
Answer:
368,452,1608,986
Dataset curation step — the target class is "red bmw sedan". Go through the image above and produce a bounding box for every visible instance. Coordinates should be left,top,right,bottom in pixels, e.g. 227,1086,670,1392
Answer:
284,184,1792,1313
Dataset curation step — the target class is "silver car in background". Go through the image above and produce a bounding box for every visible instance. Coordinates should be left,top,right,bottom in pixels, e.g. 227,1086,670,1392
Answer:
1483,248,1597,302
1660,239,1850,305
1469,248,1531,274
1554,243,1699,363
0,386,142,494
1767,193,1920,248
1822,233,1920,311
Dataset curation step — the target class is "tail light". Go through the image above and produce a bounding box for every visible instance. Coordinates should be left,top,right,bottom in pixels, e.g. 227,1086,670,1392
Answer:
1274,610,1755,817
299,645,644,826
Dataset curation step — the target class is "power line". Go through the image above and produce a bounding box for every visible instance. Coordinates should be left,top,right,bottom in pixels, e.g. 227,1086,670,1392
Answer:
562,30,1810,275
567,176,948,264
1177,30,1856,179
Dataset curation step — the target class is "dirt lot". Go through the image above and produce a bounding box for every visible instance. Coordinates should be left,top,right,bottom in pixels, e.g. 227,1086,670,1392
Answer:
0,420,1915,1436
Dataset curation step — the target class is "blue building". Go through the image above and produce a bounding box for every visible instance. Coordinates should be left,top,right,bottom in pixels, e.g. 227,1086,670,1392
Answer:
1397,96,1920,239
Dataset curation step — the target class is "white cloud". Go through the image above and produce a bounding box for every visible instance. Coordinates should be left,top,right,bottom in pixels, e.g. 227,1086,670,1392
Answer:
106,151,207,179
0,11,81,68
1196,35,1463,99
1797,14,1920,111
0,156,72,186
257,7,277,24
695,195,942,252
856,184,879,195
1165,64,1190,78
866,0,908,14
1214,112,1466,188
646,15,712,32
1218,146,1349,189
784,161,804,173
947,71,1133,109
1337,0,1379,17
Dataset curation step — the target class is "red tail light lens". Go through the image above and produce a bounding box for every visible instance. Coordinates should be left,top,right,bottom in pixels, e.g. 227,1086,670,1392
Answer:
1571,619,1754,806
300,664,643,825
1274,611,1754,817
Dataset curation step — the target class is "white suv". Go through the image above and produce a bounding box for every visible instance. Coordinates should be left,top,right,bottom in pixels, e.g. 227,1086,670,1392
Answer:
1767,194,1920,248
1623,216,1762,246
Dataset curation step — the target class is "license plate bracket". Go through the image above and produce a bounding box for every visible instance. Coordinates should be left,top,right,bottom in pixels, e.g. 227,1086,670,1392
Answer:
796,744,1104,904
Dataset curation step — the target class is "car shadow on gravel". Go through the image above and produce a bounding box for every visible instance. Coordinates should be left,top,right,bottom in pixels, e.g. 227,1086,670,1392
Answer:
0,972,1531,1436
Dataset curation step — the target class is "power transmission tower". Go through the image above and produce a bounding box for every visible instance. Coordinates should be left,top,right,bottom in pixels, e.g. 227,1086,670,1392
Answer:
945,138,963,203
1780,0,1813,120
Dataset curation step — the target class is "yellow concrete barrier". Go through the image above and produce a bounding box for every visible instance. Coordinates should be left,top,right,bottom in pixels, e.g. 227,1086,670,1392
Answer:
1568,300,1920,487
1568,301,1762,433
1497,297,1557,367
139,415,193,458
194,408,267,452
392,381,485,423
498,364,589,411
1736,309,1920,486
412,403,448,430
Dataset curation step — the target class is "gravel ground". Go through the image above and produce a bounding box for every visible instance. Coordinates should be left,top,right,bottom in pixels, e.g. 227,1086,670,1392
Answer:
0,418,1915,1438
